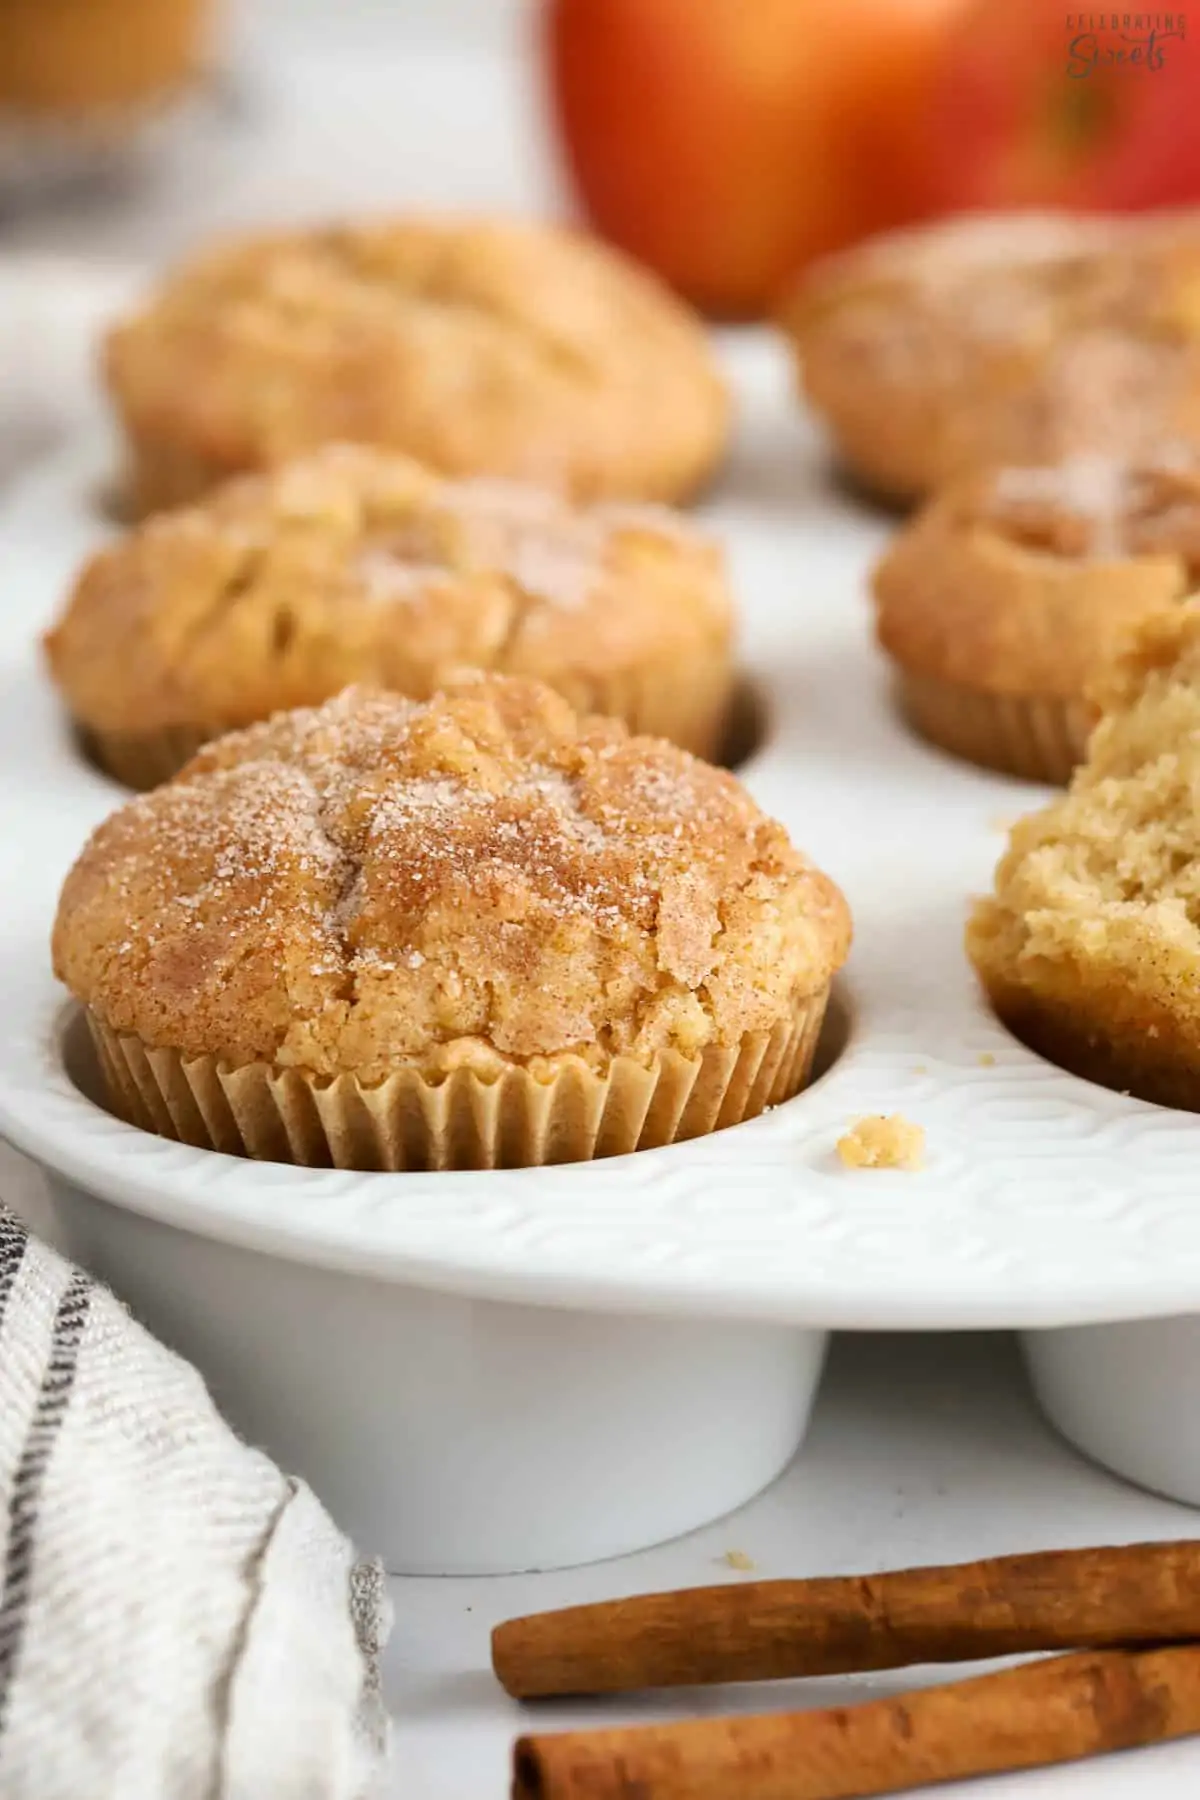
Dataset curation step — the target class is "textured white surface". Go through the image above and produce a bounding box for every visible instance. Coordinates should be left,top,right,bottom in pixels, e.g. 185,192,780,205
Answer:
4,340,1200,1330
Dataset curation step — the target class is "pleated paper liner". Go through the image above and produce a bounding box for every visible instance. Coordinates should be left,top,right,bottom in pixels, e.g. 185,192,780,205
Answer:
898,672,1095,786
73,652,737,794
86,988,828,1171
78,721,214,790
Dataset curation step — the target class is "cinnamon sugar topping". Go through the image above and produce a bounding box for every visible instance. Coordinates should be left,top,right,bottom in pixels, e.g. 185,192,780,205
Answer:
53,678,851,1082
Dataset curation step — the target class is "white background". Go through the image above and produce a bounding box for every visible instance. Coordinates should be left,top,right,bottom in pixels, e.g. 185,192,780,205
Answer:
4,5,1200,1795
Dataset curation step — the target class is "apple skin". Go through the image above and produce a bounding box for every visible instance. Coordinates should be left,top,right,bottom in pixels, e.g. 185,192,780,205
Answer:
914,0,1200,213
544,0,963,319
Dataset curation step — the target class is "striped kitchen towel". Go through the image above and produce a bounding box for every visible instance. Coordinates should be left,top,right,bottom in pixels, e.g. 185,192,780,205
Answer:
0,1206,390,1800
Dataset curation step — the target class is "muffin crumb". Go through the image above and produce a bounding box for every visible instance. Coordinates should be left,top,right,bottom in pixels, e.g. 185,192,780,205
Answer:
721,1549,756,1572
837,1115,925,1171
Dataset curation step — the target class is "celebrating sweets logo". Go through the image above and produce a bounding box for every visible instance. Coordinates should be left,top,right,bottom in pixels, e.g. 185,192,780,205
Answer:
1065,11,1187,75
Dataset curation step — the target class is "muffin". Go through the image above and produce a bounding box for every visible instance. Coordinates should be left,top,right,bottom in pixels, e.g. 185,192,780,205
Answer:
0,0,210,114
0,0,214,202
873,446,1200,783
53,676,851,1169
781,212,1200,506
44,445,737,789
103,217,731,515
969,600,1200,1109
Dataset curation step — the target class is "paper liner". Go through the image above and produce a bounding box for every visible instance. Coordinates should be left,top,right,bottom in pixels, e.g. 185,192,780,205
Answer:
898,672,1094,786
73,655,737,792
983,981,1200,1115
78,721,214,790
86,989,829,1171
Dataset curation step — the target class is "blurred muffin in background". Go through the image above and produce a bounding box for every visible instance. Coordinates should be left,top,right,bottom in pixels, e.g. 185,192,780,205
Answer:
0,0,214,197
0,0,212,114
53,676,849,1169
968,600,1200,1111
873,446,1200,784
44,444,737,789
103,217,731,515
782,210,1200,506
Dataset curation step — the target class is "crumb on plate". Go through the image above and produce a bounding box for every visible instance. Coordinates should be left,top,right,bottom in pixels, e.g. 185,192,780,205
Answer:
836,1114,925,1171
721,1549,757,1572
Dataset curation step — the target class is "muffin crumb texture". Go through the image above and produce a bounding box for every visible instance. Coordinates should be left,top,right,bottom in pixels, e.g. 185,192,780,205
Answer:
53,676,850,1084
969,600,1200,1108
836,1114,925,1171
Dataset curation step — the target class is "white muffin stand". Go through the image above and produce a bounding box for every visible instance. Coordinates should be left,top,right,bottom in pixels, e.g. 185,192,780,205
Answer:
3,337,1200,1573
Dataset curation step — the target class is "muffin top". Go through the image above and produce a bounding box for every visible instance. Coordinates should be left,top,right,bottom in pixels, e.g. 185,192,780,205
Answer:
873,449,1200,697
103,216,730,504
974,447,1200,563
44,445,733,739
53,677,850,1081
788,225,1200,479
784,211,1117,364
968,601,1200,1045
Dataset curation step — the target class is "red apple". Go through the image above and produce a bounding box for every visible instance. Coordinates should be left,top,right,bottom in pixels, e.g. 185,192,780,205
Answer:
914,0,1200,212
544,0,967,319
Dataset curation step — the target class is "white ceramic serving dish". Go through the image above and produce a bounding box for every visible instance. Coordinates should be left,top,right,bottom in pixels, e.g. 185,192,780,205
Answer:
6,334,1200,1569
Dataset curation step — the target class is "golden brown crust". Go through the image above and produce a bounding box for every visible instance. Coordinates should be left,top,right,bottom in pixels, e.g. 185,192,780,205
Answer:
968,599,1200,1109
873,451,1200,702
974,977,1200,1112
53,676,851,1083
44,446,736,775
836,1114,925,1171
783,217,1200,503
103,218,730,509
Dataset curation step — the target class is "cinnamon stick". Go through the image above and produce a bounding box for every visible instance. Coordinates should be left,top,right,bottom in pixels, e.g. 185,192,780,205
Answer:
512,1640,1200,1800
494,1539,1200,1699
